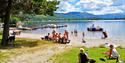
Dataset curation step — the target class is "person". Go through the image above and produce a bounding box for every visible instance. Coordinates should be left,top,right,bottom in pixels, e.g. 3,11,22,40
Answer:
78,48,89,63
74,30,77,36
63,34,67,44
44,33,51,40
55,33,59,41
96,26,100,29
92,24,95,28
12,30,16,36
102,31,108,39
82,32,85,38
103,45,120,60
71,31,73,35
82,39,86,43
62,30,70,43
64,30,69,40
52,30,56,39
58,33,63,43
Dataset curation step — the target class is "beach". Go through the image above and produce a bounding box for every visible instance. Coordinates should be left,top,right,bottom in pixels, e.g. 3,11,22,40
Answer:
4,31,125,63
16,32,125,48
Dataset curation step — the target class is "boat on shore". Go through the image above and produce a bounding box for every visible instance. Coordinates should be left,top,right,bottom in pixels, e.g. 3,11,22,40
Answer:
17,27,32,30
41,24,67,28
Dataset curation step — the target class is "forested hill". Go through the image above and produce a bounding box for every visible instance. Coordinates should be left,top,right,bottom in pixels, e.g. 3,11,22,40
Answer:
31,12,125,20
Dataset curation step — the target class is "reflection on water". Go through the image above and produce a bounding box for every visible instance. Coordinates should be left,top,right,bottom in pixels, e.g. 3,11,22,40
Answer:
24,20,125,39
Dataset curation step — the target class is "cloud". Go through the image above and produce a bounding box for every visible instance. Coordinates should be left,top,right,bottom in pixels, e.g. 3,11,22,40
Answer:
76,0,113,5
87,6,124,15
55,0,79,13
112,0,125,6
55,0,125,15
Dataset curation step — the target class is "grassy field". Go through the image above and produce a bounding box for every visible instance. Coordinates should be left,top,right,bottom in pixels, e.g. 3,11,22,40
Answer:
0,37,54,62
52,47,125,63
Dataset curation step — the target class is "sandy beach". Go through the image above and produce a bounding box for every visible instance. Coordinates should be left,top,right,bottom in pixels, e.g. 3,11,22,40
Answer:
5,31,125,63
16,32,125,48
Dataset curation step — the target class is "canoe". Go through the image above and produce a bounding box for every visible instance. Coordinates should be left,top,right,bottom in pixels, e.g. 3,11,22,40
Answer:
87,27,103,31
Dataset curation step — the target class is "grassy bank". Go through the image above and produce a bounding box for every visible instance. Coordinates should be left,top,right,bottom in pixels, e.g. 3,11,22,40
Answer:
52,47,125,63
0,37,54,62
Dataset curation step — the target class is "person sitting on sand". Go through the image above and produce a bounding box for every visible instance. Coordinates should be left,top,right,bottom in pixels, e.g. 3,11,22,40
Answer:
103,44,120,60
44,33,52,40
62,33,68,43
58,33,62,42
55,33,59,41
78,48,89,63
52,30,56,39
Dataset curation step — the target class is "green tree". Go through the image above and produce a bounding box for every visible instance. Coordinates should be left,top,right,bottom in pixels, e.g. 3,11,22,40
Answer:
0,0,59,46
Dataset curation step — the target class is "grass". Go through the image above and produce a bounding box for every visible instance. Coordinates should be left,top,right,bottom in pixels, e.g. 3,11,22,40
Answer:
0,37,55,62
52,47,125,63
0,35,125,63
0,31,2,35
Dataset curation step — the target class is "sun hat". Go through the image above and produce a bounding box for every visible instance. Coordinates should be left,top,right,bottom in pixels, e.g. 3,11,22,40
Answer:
80,48,84,53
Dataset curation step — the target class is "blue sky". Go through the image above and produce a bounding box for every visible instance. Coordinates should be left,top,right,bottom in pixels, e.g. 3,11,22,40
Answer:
54,0,125,15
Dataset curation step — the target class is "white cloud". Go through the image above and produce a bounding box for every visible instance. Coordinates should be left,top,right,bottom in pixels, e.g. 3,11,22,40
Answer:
55,1,79,13
87,6,124,15
120,4,125,10
55,0,125,15
76,0,113,6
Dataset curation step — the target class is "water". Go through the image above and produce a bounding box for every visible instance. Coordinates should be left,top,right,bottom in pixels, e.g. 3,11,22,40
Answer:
24,20,125,39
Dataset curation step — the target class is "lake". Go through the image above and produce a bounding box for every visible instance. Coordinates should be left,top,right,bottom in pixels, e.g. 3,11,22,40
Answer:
24,20,125,40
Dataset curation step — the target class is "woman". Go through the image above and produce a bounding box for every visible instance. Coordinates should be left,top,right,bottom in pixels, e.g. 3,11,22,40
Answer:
78,48,89,63
103,45,120,59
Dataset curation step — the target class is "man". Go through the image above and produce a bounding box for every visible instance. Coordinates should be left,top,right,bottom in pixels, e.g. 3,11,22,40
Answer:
102,31,108,39
78,48,89,63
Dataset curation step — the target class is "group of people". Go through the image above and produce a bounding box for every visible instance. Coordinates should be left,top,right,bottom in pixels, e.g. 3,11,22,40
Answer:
42,30,70,44
78,44,120,63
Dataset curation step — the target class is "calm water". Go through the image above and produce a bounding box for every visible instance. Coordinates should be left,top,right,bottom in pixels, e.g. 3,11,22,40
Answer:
24,20,125,39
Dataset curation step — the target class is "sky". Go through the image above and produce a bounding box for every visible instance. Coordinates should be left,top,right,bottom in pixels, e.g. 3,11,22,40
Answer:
54,0,125,15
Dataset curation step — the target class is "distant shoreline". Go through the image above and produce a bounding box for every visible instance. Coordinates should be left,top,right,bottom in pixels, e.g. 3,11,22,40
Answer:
27,20,125,23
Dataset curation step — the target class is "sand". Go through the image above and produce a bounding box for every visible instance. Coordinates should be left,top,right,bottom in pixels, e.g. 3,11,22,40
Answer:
7,44,71,63
16,32,125,47
5,32,125,63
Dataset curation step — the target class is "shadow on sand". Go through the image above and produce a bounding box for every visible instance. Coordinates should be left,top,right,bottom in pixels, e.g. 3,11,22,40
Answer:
0,39,38,49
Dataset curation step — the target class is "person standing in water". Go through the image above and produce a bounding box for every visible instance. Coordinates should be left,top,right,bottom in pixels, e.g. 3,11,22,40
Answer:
82,32,86,43
74,30,78,36
71,31,73,35
82,32,85,38
102,31,108,39
92,24,95,28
